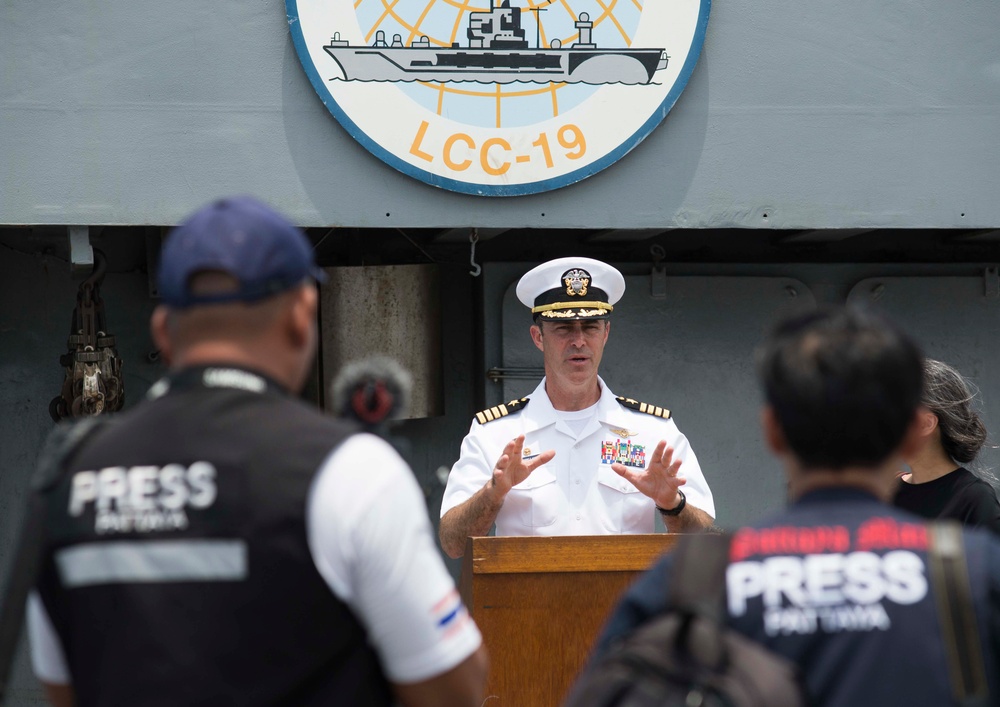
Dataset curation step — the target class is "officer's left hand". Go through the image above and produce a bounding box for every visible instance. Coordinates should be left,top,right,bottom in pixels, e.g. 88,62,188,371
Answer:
611,440,685,511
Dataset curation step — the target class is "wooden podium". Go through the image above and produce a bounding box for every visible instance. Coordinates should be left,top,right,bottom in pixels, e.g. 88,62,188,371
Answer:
459,535,677,707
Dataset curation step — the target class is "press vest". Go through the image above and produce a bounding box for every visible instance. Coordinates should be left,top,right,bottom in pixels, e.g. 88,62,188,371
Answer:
36,366,393,707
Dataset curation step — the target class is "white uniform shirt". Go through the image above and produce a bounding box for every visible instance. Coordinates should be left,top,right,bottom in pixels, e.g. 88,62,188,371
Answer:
29,433,482,686
441,378,715,535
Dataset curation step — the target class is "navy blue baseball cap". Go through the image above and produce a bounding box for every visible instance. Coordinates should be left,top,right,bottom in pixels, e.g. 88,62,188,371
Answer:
158,196,326,308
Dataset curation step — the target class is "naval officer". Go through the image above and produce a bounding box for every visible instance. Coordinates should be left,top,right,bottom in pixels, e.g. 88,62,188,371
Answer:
439,257,715,558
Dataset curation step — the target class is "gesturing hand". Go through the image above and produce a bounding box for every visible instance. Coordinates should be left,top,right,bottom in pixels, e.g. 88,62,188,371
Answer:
490,434,555,497
611,440,684,511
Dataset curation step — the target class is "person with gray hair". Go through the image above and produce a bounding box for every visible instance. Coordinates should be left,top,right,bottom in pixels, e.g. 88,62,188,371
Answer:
893,358,1000,533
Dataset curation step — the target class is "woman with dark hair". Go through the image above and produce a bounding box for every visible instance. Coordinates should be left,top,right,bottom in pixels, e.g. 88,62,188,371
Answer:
893,359,1000,532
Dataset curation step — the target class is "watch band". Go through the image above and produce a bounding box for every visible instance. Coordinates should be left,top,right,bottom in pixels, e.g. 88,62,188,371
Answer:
657,489,686,516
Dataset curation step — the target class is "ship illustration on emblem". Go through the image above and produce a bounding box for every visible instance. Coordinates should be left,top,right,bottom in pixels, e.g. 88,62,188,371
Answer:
323,0,668,85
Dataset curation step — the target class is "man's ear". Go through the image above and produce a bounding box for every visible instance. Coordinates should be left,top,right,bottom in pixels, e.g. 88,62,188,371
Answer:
529,323,544,352
761,406,788,456
150,306,173,366
287,284,318,349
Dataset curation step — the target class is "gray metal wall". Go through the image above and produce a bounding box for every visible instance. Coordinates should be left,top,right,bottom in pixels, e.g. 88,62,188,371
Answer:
2,1,999,228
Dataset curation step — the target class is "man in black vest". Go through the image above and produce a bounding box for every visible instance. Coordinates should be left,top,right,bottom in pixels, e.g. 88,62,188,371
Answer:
27,196,488,707
588,307,1000,705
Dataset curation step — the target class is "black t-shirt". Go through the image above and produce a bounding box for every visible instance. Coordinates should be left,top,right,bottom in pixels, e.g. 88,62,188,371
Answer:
893,467,1000,534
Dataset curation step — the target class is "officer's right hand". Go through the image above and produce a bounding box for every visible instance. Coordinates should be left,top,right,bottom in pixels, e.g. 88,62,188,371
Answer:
489,434,555,497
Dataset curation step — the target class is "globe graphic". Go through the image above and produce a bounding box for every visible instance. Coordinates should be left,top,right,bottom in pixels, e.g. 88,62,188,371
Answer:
352,0,644,129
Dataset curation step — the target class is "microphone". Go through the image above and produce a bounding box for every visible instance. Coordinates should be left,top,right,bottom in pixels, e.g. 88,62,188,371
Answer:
330,356,413,431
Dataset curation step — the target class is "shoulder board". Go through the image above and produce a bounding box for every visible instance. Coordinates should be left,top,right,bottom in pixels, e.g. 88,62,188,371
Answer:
616,396,671,419
475,397,530,425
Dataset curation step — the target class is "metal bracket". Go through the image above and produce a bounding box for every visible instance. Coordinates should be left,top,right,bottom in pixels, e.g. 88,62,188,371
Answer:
469,229,481,277
68,226,93,279
985,267,999,300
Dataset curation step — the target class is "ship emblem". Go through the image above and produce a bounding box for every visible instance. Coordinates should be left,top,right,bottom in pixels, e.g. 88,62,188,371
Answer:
318,5,668,87
563,269,590,297
287,0,711,196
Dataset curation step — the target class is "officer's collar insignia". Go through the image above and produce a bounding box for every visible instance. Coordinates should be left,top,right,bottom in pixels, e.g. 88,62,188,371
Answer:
563,269,590,297
609,427,637,438
616,396,671,419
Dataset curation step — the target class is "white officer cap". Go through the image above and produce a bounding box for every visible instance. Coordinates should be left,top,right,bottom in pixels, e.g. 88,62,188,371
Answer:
516,257,625,322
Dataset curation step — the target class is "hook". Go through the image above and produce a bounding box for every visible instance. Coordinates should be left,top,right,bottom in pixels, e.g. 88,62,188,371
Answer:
649,243,666,268
82,250,108,289
469,229,481,277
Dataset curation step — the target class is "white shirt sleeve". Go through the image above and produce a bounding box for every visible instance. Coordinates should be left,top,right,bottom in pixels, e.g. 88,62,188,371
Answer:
665,419,716,519
440,420,495,518
307,433,482,684
26,592,70,684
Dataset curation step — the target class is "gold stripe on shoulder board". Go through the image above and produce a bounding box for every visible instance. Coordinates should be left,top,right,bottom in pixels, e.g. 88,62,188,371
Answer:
473,397,531,424
616,396,671,419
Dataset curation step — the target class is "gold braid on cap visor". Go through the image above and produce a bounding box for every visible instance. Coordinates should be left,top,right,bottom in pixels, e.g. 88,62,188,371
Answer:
532,301,613,317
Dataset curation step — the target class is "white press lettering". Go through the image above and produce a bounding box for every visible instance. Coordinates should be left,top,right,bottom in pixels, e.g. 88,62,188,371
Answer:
67,462,219,533
725,551,928,625
158,464,188,510
842,551,882,605
763,557,807,608
187,462,217,509
127,466,159,511
883,550,927,604
727,561,764,615
96,467,128,512
68,471,98,516
803,553,844,606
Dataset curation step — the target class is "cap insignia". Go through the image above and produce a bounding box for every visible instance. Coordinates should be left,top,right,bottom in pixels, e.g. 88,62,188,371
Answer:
563,269,590,297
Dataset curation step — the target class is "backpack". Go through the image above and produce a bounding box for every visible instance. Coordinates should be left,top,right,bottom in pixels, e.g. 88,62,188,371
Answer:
564,532,807,707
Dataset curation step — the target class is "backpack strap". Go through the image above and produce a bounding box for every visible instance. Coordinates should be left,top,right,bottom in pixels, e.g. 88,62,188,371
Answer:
667,531,732,623
0,417,107,703
663,532,733,670
929,521,990,707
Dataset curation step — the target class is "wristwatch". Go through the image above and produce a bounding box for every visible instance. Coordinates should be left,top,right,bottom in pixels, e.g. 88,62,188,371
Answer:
656,490,686,516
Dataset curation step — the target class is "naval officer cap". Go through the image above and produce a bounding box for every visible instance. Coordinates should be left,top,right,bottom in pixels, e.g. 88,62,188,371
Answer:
516,257,625,322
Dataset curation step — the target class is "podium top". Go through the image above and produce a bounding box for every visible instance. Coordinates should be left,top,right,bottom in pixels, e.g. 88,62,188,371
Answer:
463,534,679,574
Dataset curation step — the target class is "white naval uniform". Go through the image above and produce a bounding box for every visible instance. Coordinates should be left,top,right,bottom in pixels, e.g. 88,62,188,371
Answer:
440,377,715,536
